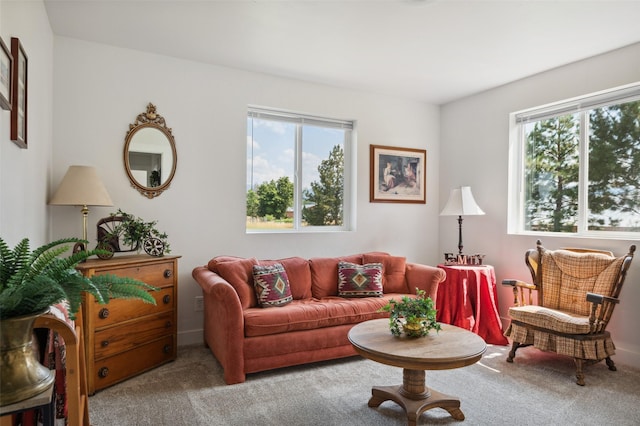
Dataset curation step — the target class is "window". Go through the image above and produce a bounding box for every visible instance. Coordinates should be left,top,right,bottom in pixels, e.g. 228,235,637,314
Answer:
246,107,354,232
508,83,640,237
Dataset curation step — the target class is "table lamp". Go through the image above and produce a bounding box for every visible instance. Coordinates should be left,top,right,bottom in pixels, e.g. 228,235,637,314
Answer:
49,165,113,251
440,186,485,255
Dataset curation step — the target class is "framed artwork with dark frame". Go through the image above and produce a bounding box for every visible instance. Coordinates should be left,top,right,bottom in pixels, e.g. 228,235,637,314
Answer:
10,37,27,148
370,144,427,204
0,37,11,111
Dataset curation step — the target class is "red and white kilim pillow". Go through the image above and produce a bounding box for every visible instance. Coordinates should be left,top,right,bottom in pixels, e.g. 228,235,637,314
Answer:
338,261,383,297
252,263,293,307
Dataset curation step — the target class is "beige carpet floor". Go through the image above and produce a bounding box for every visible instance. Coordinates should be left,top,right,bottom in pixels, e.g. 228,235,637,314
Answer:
88,343,640,425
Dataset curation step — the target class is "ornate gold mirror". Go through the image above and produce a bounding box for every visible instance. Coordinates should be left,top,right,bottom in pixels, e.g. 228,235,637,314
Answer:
124,103,177,198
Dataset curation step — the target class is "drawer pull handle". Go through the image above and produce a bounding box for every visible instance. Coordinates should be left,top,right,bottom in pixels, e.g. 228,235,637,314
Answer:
98,367,109,378
163,295,171,304
163,344,171,354
99,308,110,319
163,269,172,278
101,340,109,347
165,321,172,328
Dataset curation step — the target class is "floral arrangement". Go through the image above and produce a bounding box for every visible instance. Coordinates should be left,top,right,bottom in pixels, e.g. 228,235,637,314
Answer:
379,288,441,337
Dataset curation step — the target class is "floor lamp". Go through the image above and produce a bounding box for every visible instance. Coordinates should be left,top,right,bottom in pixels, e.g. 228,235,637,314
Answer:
440,186,485,255
49,165,113,251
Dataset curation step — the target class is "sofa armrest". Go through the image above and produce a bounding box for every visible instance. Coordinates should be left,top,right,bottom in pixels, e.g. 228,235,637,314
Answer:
405,262,446,303
192,266,246,384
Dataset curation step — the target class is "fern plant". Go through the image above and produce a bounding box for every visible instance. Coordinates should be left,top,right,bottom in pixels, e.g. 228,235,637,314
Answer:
0,237,157,320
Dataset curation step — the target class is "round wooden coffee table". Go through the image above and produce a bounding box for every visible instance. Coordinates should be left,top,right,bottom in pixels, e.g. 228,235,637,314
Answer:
348,318,486,425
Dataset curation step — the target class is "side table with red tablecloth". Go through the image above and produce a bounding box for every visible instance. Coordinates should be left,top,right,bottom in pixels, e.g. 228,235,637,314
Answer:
436,264,508,345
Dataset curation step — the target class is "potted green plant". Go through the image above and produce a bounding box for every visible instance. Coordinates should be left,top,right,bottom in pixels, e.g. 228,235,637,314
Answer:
100,209,170,257
379,288,441,338
0,236,157,406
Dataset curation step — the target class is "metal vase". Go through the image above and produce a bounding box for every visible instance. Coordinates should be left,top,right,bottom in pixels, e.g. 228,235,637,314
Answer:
0,311,55,406
401,318,428,338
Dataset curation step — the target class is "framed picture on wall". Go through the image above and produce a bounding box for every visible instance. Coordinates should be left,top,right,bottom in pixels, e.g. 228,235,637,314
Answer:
370,144,427,204
11,37,27,148
0,37,12,111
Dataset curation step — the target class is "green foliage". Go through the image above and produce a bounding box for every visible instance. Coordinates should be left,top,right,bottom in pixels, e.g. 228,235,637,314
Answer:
524,100,640,232
0,237,157,320
246,189,260,218
588,101,640,223
255,177,294,220
303,144,344,226
108,209,171,253
525,114,579,231
245,145,344,227
379,288,441,337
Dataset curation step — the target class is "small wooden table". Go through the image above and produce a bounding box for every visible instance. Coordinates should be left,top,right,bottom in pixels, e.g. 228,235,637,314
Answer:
348,319,486,426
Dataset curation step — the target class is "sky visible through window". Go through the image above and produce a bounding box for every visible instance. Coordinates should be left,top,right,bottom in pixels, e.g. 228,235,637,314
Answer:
247,118,344,192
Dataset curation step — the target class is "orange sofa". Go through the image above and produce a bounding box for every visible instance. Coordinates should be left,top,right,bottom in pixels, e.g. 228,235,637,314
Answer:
192,252,445,384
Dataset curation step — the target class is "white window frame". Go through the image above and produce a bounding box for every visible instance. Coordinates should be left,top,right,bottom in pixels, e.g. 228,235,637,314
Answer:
507,82,640,239
247,106,356,233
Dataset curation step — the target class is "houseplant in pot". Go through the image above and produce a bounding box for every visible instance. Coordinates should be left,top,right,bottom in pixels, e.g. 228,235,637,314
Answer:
96,209,171,258
379,288,441,338
0,236,157,406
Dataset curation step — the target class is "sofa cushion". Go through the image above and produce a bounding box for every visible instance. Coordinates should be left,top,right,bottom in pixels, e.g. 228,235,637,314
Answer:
243,295,401,337
309,254,363,299
540,250,624,315
207,255,246,273
253,264,293,307
337,262,383,297
508,305,591,334
215,257,259,309
257,257,312,300
363,253,408,293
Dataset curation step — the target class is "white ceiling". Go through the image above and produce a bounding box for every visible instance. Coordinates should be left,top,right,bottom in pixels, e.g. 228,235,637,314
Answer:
43,0,640,105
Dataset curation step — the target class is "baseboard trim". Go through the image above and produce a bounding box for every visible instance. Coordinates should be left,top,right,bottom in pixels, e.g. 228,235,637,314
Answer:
611,345,640,369
178,329,204,347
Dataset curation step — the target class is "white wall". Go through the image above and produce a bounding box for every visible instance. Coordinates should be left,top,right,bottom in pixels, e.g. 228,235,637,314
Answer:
50,37,442,345
440,42,640,368
0,1,53,247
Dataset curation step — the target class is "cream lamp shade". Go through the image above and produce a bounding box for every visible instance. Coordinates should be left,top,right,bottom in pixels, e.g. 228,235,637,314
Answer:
440,186,485,255
49,165,113,247
440,186,485,216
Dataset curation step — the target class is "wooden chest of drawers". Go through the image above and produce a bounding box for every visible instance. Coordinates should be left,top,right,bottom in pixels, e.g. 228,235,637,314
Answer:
76,255,180,394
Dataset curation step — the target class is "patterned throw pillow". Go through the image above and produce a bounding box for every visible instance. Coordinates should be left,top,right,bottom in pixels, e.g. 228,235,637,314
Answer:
252,263,293,307
338,261,383,297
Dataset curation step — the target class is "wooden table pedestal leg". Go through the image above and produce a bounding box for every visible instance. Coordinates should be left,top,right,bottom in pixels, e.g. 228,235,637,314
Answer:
367,369,465,426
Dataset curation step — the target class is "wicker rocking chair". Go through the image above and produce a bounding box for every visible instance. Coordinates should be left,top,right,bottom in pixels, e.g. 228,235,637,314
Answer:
503,240,635,385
